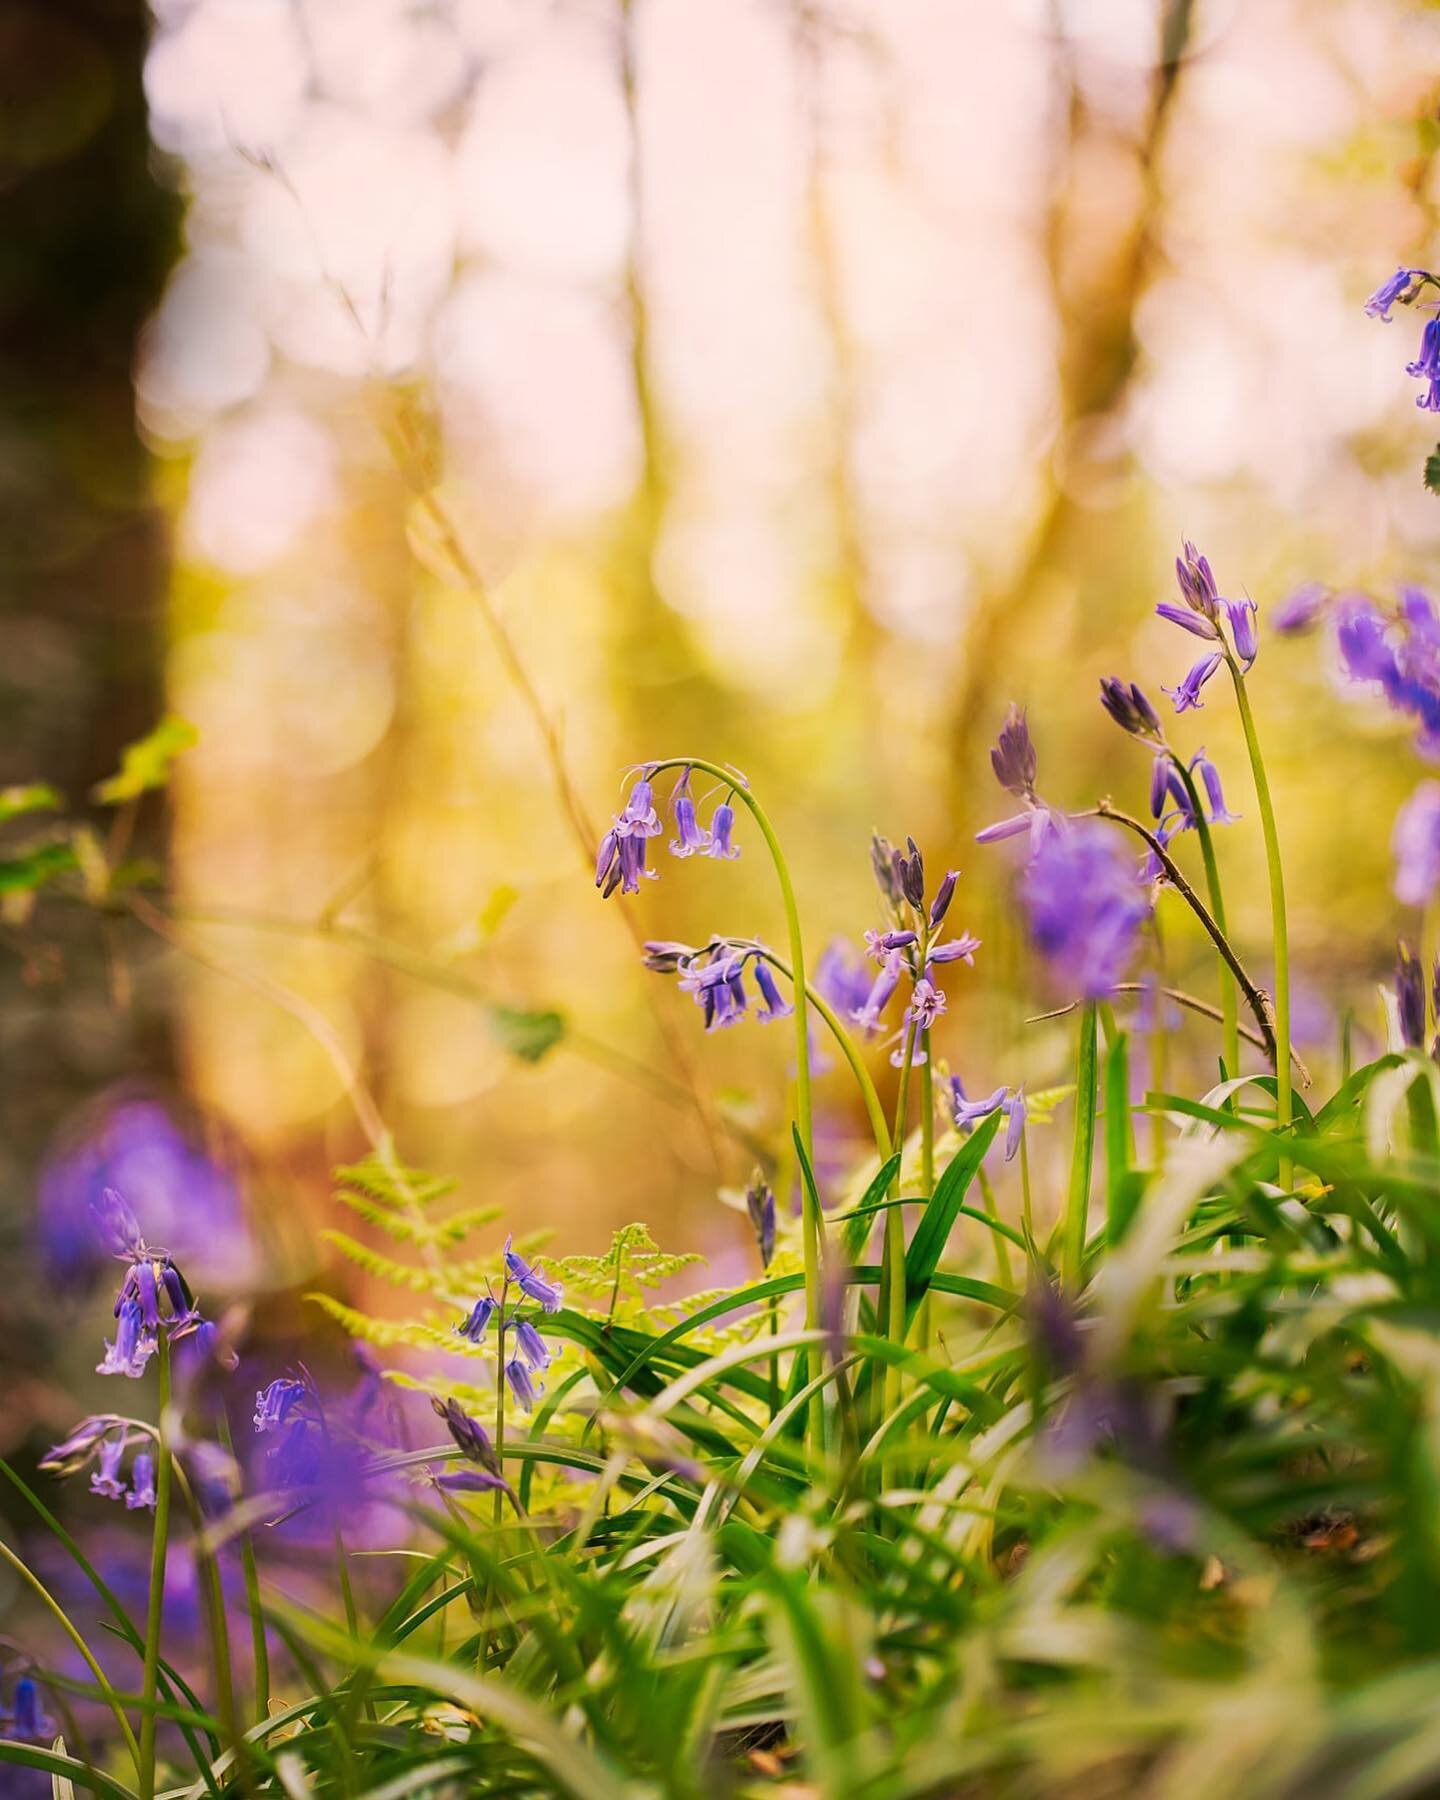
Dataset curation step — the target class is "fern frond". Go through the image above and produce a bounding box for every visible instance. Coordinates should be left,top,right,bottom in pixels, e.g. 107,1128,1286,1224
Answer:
306,1293,435,1351
334,1155,457,1213
320,1229,463,1296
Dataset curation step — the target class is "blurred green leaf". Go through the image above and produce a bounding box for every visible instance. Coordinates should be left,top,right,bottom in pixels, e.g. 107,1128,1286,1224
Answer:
90,713,197,804
487,1004,564,1063
0,783,62,824
1426,444,1440,495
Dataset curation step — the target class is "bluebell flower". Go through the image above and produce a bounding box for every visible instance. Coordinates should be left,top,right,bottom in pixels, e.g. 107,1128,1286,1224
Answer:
432,1397,500,1475
10,1676,55,1743
929,869,959,927
745,1172,776,1269
1154,601,1220,641
668,769,712,857
893,837,925,908
1191,751,1240,825
1162,652,1223,714
91,1185,143,1257
254,1377,308,1434
753,959,794,1023
514,1320,552,1372
1397,941,1428,1049
595,776,664,896
706,802,740,859
904,978,947,1032
436,1468,508,1495
679,950,749,1030
1393,781,1440,906
1336,597,1397,685
928,933,980,965
97,1297,154,1379
851,949,903,1036
125,1452,157,1511
39,1414,112,1476
90,1433,127,1500
815,939,871,1018
1365,266,1427,320
1226,598,1258,667
1003,1088,1027,1161
990,706,1038,799
1409,316,1440,410
1272,582,1328,634
949,1078,1025,1161
504,1358,540,1412
456,1294,497,1344
1022,822,1149,999
864,928,918,961
1174,540,1222,623
185,1440,241,1517
504,1237,563,1312
1099,678,1163,739
870,832,906,907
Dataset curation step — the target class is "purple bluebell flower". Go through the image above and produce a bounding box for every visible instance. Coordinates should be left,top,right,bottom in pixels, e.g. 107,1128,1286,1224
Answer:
929,868,959,928
97,1297,154,1379
1397,941,1427,1048
752,959,794,1023
928,933,980,965
1003,1087,1027,1162
185,1439,241,1517
1409,316,1440,411
893,838,925,909
437,1468,508,1495
1226,598,1258,667
432,1396,500,1474
504,1237,563,1313
1175,540,1222,623
513,1320,552,1372
864,928,918,961
951,1078,1007,1130
1394,782,1440,906
39,1415,113,1476
1365,266,1428,320
815,939,872,1018
254,1377,308,1434
504,1357,540,1412
1099,678,1164,739
851,950,903,1036
456,1294,496,1344
1022,821,1149,998
679,950,749,1030
1162,651,1223,713
1337,598,1398,685
706,802,740,859
1148,755,1170,820
10,1676,55,1743
1272,583,1328,634
991,706,1038,799
1191,751,1240,825
905,978,947,1032
90,1434,127,1500
869,832,905,907
595,776,664,896
668,769,711,858
125,1452,157,1511
745,1171,776,1269
1155,601,1221,641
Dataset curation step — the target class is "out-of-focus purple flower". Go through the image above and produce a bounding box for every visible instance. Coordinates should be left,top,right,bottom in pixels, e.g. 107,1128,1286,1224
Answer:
39,1415,112,1476
91,1186,142,1257
1397,942,1427,1049
504,1358,540,1412
504,1238,563,1313
990,706,1038,799
89,1434,128,1500
456,1294,496,1344
1395,783,1440,907
864,928,917,962
928,933,981,966
513,1320,552,1372
254,1378,308,1434
745,1172,776,1269
1272,582,1328,635
185,1440,241,1518
1226,598,1259,668
1162,651,1223,714
929,869,959,928
9,1676,55,1743
1336,598,1399,685
815,940,871,1019
706,802,740,860
753,959,794,1023
1099,678,1163,739
1022,822,1149,999
1155,601,1220,642
1365,266,1428,320
125,1452,156,1512
1004,1088,1027,1161
870,832,905,908
851,950,903,1036
905,978,947,1032
1192,752,1240,826
97,1297,153,1379
1408,316,1440,411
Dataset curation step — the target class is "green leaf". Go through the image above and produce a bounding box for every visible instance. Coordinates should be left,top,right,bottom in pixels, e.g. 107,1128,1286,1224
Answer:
1426,443,1440,495
904,1109,1003,1315
0,840,76,896
840,1153,903,1263
1104,1029,1138,1245
1063,1001,1100,1287
487,1004,565,1063
0,783,62,824
90,714,198,805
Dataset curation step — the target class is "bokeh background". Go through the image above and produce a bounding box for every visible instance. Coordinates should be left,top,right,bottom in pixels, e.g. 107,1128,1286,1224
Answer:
5,0,1440,1461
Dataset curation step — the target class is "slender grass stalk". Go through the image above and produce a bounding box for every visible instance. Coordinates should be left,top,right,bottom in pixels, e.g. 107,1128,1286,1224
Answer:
139,1333,173,1800
885,1018,919,1370
1228,664,1292,1179
1170,753,1240,1077
219,1412,269,1729
1063,1002,1099,1289
175,1471,242,1788
917,1030,936,1350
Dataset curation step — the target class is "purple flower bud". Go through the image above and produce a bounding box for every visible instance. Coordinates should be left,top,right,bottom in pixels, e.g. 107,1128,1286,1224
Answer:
896,837,925,909
1398,941,1427,1049
1192,752,1240,825
1155,600,1221,641
456,1295,496,1344
669,793,711,857
950,1078,1006,1130
990,706,1038,798
705,802,740,859
1099,678,1163,739
254,1377,308,1434
641,940,695,972
514,1320,552,1372
97,1297,154,1378
745,1172,776,1270
504,1357,540,1412
432,1396,500,1473
1175,540,1222,620
1148,756,1169,820
594,829,618,890
91,1186,142,1257
929,869,959,928
753,959,794,1023
870,832,904,907
90,1434,127,1500
975,811,1033,844
928,933,980,965
504,1237,563,1313
851,949,903,1036
1393,782,1440,907
1365,266,1427,320
125,1451,157,1511
863,928,918,962
39,1415,113,1475
437,1468,508,1495
1226,597,1259,667
1162,652,1223,714
11,1677,55,1743
1272,582,1328,634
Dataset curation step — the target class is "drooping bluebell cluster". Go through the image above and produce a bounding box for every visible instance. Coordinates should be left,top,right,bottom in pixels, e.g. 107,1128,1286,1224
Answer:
38,1415,157,1511
452,1236,562,1415
1022,822,1151,1000
90,1186,207,1379
1154,541,1257,714
643,937,795,1032
1363,266,1440,407
950,1078,1027,1162
596,766,743,897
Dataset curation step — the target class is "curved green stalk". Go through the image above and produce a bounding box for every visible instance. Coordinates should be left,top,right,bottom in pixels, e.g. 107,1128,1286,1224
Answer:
139,1334,173,1800
759,953,889,1160
1063,1002,1099,1290
1228,667,1292,1175
1170,752,1240,1077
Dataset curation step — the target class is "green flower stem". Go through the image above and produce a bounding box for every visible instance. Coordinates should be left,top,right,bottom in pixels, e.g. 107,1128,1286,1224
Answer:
1228,665,1292,1175
883,1017,919,1416
644,758,823,1443
1063,1002,1099,1290
175,1468,241,1786
917,1032,935,1352
220,1408,270,1728
1170,753,1240,1077
759,954,889,1160
139,1333,173,1800
0,1537,141,1778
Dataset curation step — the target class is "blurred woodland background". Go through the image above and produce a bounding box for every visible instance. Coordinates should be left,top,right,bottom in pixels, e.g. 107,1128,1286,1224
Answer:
4,0,1440,1458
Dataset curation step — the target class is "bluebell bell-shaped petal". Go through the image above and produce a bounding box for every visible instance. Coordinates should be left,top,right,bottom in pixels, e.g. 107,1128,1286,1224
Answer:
1365,266,1426,319
745,1173,776,1269
125,1452,157,1511
514,1320,552,1372
91,1186,143,1257
705,802,740,859
1003,1088,1027,1162
928,933,980,965
504,1238,563,1312
753,959,794,1023
97,1297,155,1378
950,1077,1007,1130
905,978,947,1032
11,1676,55,1743
437,1468,507,1495
975,811,1034,844
90,1434,127,1500
928,869,959,928
990,706,1038,798
1162,652,1223,714
1155,601,1220,641
1226,598,1258,668
851,949,902,1036
253,1377,308,1434
616,778,663,839
1192,752,1240,825
456,1295,496,1344
863,928,918,962
669,793,711,857
504,1357,541,1412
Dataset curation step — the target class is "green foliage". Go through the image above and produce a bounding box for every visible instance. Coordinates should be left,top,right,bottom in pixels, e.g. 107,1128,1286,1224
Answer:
486,1003,565,1063
1426,441,1440,494
0,782,61,823
91,713,198,804
557,1221,705,1323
